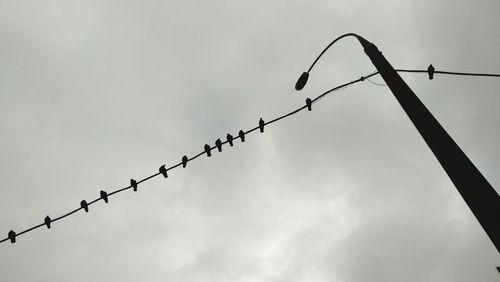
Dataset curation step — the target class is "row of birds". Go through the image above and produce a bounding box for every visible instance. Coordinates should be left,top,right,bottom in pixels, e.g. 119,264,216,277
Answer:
5,112,286,244
6,97,318,243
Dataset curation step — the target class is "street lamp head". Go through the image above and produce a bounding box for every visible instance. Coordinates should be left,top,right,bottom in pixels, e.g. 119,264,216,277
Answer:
295,72,309,91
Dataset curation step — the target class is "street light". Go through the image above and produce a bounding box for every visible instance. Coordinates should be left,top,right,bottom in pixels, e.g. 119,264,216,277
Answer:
296,33,500,253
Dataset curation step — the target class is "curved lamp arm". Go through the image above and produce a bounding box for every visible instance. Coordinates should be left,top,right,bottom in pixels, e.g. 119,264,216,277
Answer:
295,33,372,90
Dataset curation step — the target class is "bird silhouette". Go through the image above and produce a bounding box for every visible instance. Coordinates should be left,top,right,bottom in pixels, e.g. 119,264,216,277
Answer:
8,230,16,243
226,134,234,146
215,139,222,152
306,98,312,111
428,64,435,80
80,200,89,212
159,165,168,178
182,155,188,168
204,144,212,157
44,216,51,229
259,118,265,133
239,130,245,142
130,179,138,191
100,190,108,203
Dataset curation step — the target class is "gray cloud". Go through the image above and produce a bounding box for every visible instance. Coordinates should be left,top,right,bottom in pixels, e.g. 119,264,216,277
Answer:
0,0,499,281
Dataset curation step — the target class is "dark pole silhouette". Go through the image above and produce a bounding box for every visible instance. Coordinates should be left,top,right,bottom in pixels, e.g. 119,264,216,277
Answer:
296,33,500,253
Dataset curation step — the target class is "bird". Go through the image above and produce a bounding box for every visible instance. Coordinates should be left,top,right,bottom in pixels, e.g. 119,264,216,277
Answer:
215,139,222,152
427,64,435,80
306,98,312,111
204,144,212,157
182,155,188,168
226,134,234,146
259,118,265,133
100,190,108,203
44,216,51,229
159,165,168,178
8,230,16,243
239,130,245,142
80,200,89,212
130,179,138,191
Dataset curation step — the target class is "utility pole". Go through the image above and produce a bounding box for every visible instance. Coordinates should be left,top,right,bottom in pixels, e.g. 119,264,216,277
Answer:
296,33,500,253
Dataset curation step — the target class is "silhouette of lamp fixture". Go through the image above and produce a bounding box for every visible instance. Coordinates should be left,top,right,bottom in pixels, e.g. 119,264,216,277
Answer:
295,33,500,254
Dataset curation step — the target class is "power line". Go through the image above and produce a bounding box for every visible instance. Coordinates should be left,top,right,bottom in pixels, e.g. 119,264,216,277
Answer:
396,69,500,78
366,77,387,86
2,67,499,245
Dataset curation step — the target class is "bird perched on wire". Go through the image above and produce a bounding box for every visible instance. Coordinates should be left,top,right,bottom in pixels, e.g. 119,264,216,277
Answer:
239,130,245,142
100,190,109,203
182,155,188,168
159,165,168,178
204,144,212,157
428,64,435,80
80,200,89,212
226,134,234,146
215,139,222,152
130,179,138,191
8,230,16,243
306,98,312,111
259,118,265,133
44,216,52,229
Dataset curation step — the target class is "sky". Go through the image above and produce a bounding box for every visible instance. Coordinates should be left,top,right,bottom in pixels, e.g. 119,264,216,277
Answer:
0,0,499,281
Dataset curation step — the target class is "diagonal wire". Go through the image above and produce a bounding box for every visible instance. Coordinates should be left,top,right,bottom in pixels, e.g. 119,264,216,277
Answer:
1,67,500,244
366,77,387,86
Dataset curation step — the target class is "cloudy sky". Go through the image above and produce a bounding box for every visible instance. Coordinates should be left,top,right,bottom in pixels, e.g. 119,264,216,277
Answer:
1,0,499,281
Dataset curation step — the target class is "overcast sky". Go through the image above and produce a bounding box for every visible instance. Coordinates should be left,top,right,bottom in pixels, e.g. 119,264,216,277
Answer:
1,0,499,281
